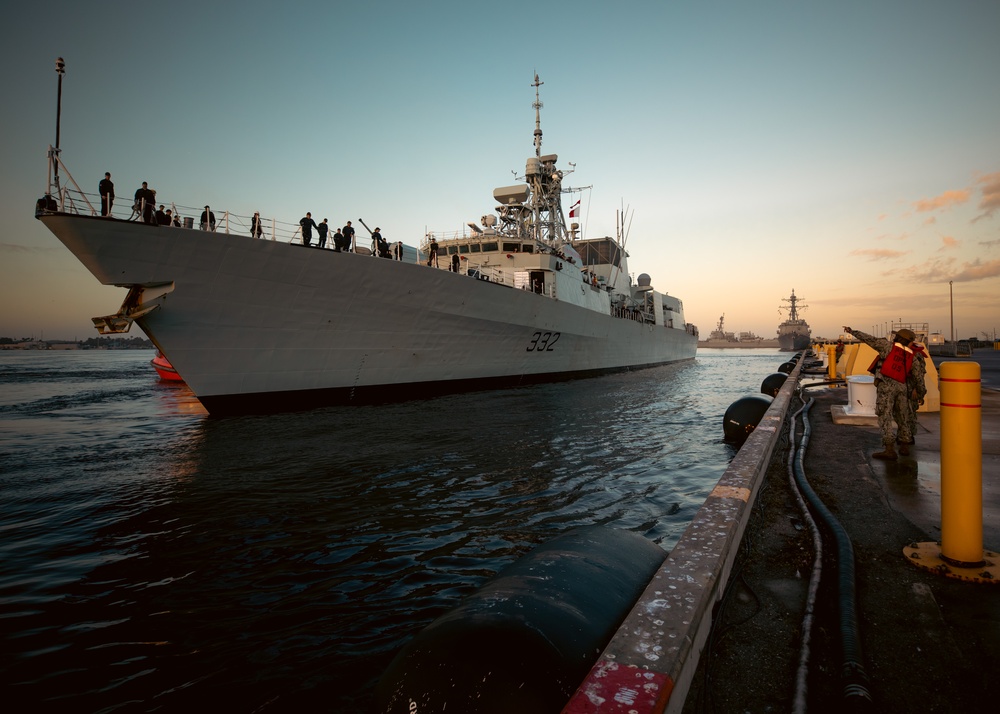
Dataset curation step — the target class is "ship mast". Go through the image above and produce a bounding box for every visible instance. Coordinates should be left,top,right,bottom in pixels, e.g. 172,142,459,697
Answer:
532,74,543,158
780,289,808,322
523,74,566,245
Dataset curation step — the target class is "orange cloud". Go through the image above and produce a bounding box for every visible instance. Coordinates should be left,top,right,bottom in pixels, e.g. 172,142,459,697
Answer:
873,232,909,242
914,189,970,213
896,256,1000,283
973,171,1000,221
940,236,959,249
850,248,908,260
954,258,1000,282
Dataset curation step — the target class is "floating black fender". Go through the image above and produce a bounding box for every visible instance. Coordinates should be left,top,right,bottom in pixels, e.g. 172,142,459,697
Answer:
760,372,788,397
373,525,666,713
723,394,773,445
777,360,797,374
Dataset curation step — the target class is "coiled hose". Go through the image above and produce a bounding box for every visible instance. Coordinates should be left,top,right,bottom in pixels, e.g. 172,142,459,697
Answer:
790,396,873,710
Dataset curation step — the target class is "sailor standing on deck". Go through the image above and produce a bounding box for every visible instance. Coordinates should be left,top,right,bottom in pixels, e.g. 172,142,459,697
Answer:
317,219,330,248
299,212,318,247
200,205,216,231
99,172,114,216
843,326,927,460
134,182,155,224
342,221,355,253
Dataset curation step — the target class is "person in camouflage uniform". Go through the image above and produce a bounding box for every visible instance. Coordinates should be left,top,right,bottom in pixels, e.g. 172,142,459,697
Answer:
900,358,925,445
843,326,927,460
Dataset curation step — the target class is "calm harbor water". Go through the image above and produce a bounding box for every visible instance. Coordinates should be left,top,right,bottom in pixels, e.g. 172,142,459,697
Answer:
0,348,789,712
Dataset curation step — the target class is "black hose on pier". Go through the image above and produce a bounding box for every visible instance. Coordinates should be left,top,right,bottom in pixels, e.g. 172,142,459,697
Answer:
789,398,873,710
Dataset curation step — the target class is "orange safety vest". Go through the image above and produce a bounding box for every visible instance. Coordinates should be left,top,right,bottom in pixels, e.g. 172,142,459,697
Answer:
875,342,915,383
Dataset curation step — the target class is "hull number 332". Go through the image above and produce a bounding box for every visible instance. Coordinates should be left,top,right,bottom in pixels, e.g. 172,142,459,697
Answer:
527,331,561,352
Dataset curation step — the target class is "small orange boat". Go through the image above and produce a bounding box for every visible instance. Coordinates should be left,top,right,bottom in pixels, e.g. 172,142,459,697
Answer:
150,351,184,382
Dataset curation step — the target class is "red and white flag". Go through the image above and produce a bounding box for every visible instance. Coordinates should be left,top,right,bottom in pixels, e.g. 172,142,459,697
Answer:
569,200,580,218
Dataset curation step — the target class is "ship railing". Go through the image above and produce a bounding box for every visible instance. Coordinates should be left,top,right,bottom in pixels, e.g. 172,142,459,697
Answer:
43,148,96,217
445,261,557,299
611,306,656,324
461,262,516,288
35,180,352,244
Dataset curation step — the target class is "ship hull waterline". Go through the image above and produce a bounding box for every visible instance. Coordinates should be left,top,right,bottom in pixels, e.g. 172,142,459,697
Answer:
42,215,697,415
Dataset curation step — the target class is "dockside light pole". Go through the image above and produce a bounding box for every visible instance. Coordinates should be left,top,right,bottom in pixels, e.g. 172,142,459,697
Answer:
949,280,955,344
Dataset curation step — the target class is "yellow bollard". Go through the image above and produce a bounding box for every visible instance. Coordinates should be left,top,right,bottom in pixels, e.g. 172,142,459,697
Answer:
904,361,998,582
826,344,837,380
939,362,984,566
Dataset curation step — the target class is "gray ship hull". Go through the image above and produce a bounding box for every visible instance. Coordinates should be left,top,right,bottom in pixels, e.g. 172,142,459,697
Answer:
777,331,812,351
41,215,697,415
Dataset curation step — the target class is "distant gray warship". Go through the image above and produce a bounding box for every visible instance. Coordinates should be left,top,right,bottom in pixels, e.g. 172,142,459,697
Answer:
777,289,811,351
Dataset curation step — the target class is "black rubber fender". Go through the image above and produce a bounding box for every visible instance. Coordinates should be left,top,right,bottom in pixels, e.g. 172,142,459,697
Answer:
760,372,788,397
723,394,773,445
373,525,667,713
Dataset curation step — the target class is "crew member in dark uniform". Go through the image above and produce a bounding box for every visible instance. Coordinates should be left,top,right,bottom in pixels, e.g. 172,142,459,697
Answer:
317,219,330,248
134,181,155,224
299,212,318,246
99,172,115,216
342,221,356,253
200,205,216,231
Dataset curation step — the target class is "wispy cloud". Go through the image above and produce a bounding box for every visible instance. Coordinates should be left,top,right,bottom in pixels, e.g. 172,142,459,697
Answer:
980,238,1000,249
953,258,1000,282
940,236,959,250
914,189,970,213
973,171,1000,222
850,248,908,260
897,256,1000,283
873,232,909,242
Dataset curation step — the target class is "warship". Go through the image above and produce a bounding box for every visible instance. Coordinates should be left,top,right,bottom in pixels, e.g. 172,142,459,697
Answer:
36,75,698,415
776,289,812,351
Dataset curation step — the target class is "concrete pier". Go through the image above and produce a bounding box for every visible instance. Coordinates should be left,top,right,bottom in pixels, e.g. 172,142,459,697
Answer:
564,349,1000,713
682,349,1000,713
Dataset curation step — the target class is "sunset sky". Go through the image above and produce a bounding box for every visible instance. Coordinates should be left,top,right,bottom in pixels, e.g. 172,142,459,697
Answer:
1,0,997,342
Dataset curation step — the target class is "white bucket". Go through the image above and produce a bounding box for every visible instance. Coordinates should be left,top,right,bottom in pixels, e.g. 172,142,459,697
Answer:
845,375,876,416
